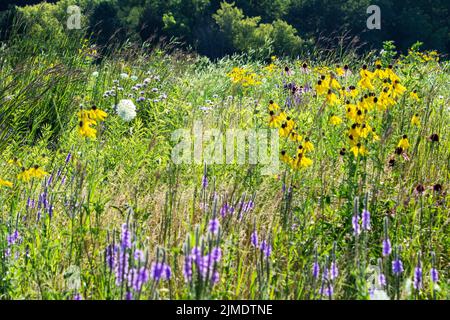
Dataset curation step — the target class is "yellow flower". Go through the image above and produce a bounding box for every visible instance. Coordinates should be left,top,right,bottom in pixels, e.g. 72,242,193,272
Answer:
291,152,313,169
8,158,22,167
373,61,386,79
411,114,421,127
0,178,13,188
303,138,314,152
315,78,329,96
330,115,342,125
89,106,108,121
17,165,48,182
78,120,97,139
280,150,291,164
336,67,345,76
392,81,406,98
350,143,368,157
289,131,303,143
398,135,410,150
410,90,419,101
326,90,340,106
264,63,277,73
268,100,280,112
279,122,291,137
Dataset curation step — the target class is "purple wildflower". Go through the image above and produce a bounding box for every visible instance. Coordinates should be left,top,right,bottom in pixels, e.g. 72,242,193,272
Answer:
352,214,360,236
330,262,338,280
220,203,228,217
65,152,72,163
121,223,131,249
361,209,371,230
260,240,272,258
211,271,220,284
183,256,193,282
73,293,82,300
150,262,171,281
414,265,423,290
312,261,320,279
251,230,259,247
392,259,404,275
430,268,439,283
382,238,391,257
211,247,222,262
202,175,208,189
208,218,220,235
378,273,386,287
125,291,133,300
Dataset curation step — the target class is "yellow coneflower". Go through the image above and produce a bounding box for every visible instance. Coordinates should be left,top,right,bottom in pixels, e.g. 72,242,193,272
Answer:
289,130,303,143
315,79,329,96
17,165,48,182
0,178,13,188
398,135,410,150
326,90,340,106
350,143,368,158
410,90,420,101
8,158,22,167
89,105,108,121
279,122,291,137
78,120,97,139
373,61,386,79
303,138,314,152
411,113,421,127
385,65,399,82
329,115,343,125
280,150,292,164
268,100,280,112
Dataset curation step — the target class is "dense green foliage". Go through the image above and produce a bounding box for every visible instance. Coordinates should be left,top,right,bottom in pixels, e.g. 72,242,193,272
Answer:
1,0,449,58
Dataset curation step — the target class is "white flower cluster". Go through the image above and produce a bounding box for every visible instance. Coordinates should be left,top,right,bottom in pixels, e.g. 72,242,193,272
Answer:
116,99,137,122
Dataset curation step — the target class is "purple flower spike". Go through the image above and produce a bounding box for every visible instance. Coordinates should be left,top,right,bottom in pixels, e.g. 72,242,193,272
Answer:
251,230,259,247
121,224,131,249
382,238,391,257
208,218,220,235
361,209,371,230
352,214,360,236
312,262,320,279
414,266,423,290
392,259,404,275
430,268,439,283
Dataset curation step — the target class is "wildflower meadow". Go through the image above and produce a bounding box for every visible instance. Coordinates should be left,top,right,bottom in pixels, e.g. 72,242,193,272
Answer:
0,1,449,302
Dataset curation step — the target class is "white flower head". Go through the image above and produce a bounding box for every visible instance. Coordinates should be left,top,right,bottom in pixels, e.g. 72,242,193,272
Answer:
120,73,129,79
116,99,137,122
131,75,138,81
91,71,99,77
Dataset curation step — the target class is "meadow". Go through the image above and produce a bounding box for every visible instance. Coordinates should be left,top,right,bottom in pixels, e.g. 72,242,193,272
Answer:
0,28,448,300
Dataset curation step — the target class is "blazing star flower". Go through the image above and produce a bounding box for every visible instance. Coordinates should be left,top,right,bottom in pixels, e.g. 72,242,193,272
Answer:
183,256,193,282
208,218,220,235
378,273,386,287
211,247,222,263
361,209,371,230
73,293,82,300
312,261,320,279
121,224,131,249
430,268,439,283
150,262,171,281
330,262,338,280
352,214,360,236
414,265,422,290
251,230,259,247
392,258,404,275
260,240,272,258
382,238,392,256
